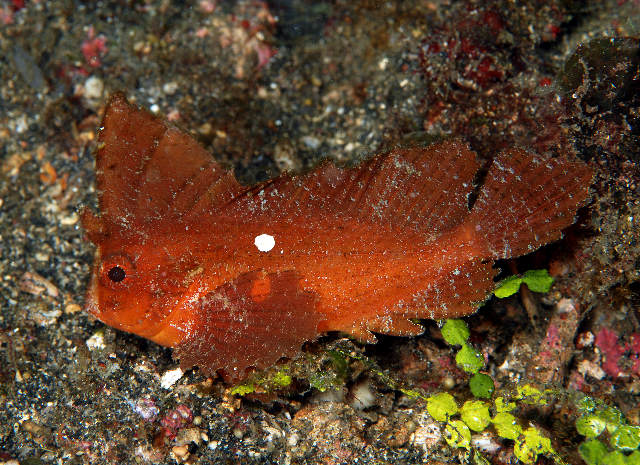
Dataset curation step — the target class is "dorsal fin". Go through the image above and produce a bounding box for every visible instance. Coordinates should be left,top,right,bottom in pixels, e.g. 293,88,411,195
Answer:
96,93,245,231
468,149,593,258
229,141,479,236
98,95,479,238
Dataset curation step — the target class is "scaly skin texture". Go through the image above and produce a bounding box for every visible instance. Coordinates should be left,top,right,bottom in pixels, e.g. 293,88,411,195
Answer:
84,218,483,345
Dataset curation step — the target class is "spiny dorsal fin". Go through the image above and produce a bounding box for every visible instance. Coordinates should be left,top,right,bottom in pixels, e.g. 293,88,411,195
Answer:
96,94,245,231
229,141,479,237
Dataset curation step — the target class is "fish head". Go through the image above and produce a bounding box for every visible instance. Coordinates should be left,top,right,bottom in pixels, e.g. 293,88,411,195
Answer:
83,211,201,346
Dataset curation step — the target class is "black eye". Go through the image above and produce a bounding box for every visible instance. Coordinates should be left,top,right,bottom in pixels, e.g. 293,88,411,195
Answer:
107,265,126,282
100,253,135,288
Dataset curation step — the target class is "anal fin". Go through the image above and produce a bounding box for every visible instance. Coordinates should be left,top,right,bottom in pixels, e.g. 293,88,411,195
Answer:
386,260,497,325
343,261,496,341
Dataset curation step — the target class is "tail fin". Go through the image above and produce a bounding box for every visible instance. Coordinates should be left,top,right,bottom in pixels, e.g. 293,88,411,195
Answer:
469,149,593,259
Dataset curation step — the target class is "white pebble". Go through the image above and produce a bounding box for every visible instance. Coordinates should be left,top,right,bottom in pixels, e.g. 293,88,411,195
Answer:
301,135,320,149
472,432,501,453
350,379,376,410
160,367,184,389
163,81,178,95
84,76,104,100
86,331,105,350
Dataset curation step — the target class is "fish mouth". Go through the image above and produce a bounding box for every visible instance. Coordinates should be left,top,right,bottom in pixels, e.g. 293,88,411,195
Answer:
82,267,149,335
83,269,101,319
82,251,193,346
85,286,181,344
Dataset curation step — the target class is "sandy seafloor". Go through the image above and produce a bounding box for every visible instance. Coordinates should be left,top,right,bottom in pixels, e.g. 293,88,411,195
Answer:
1,1,640,464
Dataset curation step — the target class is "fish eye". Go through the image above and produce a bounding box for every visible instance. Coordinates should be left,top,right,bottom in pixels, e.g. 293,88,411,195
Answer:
100,253,135,288
107,265,126,282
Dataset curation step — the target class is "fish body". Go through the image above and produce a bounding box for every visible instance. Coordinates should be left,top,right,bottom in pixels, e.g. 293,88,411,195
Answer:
83,94,592,379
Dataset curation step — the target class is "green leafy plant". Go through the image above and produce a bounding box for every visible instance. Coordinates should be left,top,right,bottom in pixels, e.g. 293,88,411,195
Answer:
309,350,350,392
469,373,494,399
456,343,485,373
437,319,640,464
439,318,564,464
494,269,554,298
422,382,562,464
445,419,472,449
229,345,351,396
229,367,293,396
514,427,556,463
492,412,522,440
575,398,640,464
225,303,640,465
427,392,459,421
441,319,470,345
460,400,491,432
441,319,493,396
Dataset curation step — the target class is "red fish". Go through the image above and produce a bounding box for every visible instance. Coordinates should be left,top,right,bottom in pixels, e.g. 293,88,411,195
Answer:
82,94,592,380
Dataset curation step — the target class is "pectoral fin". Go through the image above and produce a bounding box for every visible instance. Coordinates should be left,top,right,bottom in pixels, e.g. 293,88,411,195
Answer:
174,270,323,381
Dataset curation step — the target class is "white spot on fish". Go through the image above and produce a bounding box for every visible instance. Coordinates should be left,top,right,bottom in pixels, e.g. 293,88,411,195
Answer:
254,233,275,252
